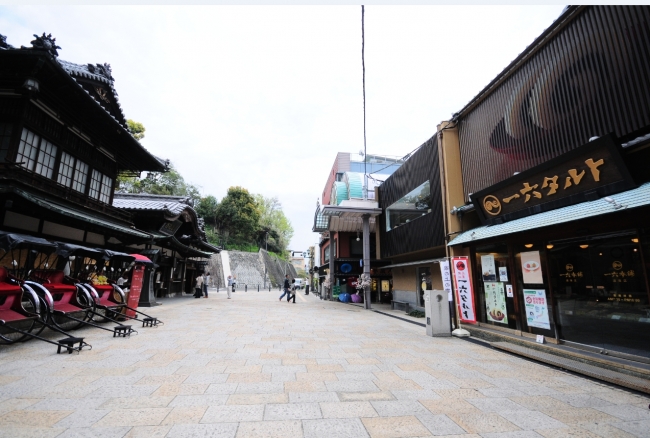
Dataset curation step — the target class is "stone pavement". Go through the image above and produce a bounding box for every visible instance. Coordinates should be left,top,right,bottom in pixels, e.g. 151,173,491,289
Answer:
0,289,649,438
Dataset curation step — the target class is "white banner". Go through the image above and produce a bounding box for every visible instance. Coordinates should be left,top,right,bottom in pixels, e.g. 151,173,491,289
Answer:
452,256,476,323
440,260,453,302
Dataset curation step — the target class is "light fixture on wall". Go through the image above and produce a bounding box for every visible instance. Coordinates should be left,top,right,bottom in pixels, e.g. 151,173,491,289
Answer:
546,244,554,249
524,244,533,248
632,238,639,243
580,244,589,249
356,231,360,242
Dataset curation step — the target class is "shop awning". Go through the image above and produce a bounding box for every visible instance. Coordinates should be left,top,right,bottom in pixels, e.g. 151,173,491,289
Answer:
10,188,152,240
382,258,446,269
449,182,650,246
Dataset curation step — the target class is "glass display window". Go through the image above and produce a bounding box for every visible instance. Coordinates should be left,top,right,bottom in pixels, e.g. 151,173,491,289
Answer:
548,233,649,359
386,180,431,231
475,244,517,330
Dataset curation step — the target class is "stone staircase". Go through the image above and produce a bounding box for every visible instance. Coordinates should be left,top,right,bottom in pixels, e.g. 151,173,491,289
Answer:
205,249,297,289
229,251,266,287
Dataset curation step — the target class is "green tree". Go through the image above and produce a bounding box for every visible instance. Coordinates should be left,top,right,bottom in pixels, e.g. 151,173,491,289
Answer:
116,163,201,206
127,119,146,140
254,194,293,254
196,195,219,227
215,186,261,246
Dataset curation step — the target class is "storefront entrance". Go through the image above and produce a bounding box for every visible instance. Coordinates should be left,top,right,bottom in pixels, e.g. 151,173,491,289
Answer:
548,232,650,359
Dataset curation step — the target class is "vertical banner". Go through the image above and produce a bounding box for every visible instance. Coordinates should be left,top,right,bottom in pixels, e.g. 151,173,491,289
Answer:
523,289,551,329
452,256,476,323
520,251,544,284
439,260,453,302
126,264,145,318
484,282,508,324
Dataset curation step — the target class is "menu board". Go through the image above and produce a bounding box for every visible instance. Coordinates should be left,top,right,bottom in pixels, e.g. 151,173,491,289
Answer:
523,289,551,330
520,251,544,284
484,282,508,324
481,255,496,281
452,256,476,323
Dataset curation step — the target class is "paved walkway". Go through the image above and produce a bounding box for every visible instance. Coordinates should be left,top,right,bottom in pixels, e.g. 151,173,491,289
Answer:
0,289,649,438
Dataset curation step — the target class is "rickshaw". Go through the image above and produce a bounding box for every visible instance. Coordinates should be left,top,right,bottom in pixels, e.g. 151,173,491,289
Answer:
0,231,91,353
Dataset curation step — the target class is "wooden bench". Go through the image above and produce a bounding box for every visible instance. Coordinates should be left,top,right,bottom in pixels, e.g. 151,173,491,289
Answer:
391,300,409,312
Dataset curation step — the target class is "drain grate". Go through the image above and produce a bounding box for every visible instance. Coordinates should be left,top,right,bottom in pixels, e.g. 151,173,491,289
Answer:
492,342,650,394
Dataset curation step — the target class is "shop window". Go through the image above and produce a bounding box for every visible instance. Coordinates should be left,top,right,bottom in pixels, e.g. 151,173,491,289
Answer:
16,129,40,171
34,138,57,178
99,174,112,204
0,123,12,162
386,180,431,231
16,128,58,179
548,233,649,359
57,152,75,187
475,244,517,329
72,160,88,193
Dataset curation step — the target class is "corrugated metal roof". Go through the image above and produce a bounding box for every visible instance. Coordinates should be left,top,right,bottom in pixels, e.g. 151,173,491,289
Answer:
332,181,348,206
449,182,650,246
344,172,364,199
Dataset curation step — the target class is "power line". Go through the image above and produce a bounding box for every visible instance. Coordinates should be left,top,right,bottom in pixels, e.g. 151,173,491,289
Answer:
362,5,367,200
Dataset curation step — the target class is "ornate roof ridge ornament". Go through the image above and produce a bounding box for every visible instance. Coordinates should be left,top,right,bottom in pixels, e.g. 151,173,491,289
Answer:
30,33,61,57
87,63,114,82
0,34,12,49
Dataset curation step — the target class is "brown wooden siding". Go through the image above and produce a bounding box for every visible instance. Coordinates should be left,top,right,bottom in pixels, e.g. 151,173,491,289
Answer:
458,6,650,198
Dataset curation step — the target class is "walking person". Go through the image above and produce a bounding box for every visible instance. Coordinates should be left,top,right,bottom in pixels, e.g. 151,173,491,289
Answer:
279,274,290,301
288,279,296,304
227,275,233,299
203,272,209,298
194,273,204,298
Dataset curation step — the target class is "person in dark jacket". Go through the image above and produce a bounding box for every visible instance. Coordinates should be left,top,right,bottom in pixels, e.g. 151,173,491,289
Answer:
279,274,290,301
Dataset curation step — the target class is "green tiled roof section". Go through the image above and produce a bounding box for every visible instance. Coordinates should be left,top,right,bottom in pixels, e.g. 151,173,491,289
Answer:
345,172,364,199
313,209,329,232
332,181,348,205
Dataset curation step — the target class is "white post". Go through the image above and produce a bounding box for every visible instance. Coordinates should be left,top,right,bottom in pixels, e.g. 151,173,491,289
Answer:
362,214,371,310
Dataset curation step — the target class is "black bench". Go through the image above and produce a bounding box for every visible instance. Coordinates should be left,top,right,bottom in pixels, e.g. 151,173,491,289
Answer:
57,337,85,354
391,300,409,312
113,325,134,337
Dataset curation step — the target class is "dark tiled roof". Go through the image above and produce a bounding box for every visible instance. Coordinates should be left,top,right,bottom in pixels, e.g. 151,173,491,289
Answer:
56,58,128,128
113,193,192,216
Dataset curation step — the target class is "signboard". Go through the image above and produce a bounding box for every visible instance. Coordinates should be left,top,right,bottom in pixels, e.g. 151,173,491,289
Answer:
439,260,453,302
159,219,183,236
472,136,634,225
520,251,544,284
126,264,145,318
452,256,476,323
480,255,496,281
484,282,508,324
523,289,551,330
499,267,508,282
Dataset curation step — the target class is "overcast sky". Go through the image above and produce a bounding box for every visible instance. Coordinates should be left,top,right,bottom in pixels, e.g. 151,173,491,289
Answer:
1,5,565,255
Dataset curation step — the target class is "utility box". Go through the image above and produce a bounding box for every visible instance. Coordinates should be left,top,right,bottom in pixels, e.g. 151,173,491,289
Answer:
424,290,451,337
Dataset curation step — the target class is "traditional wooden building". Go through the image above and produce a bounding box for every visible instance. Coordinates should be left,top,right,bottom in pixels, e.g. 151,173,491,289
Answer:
0,32,221,309
0,32,166,249
113,193,220,301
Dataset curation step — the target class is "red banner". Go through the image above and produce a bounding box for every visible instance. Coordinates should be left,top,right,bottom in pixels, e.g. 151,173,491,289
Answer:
452,256,476,324
126,264,145,318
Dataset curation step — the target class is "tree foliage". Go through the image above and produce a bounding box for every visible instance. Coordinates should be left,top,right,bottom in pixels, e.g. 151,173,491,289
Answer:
196,195,219,227
127,119,146,140
117,163,201,206
215,187,261,246
254,194,294,254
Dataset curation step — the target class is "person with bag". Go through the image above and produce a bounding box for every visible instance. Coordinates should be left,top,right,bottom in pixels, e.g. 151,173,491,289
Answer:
194,273,204,298
288,279,296,304
203,272,209,298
